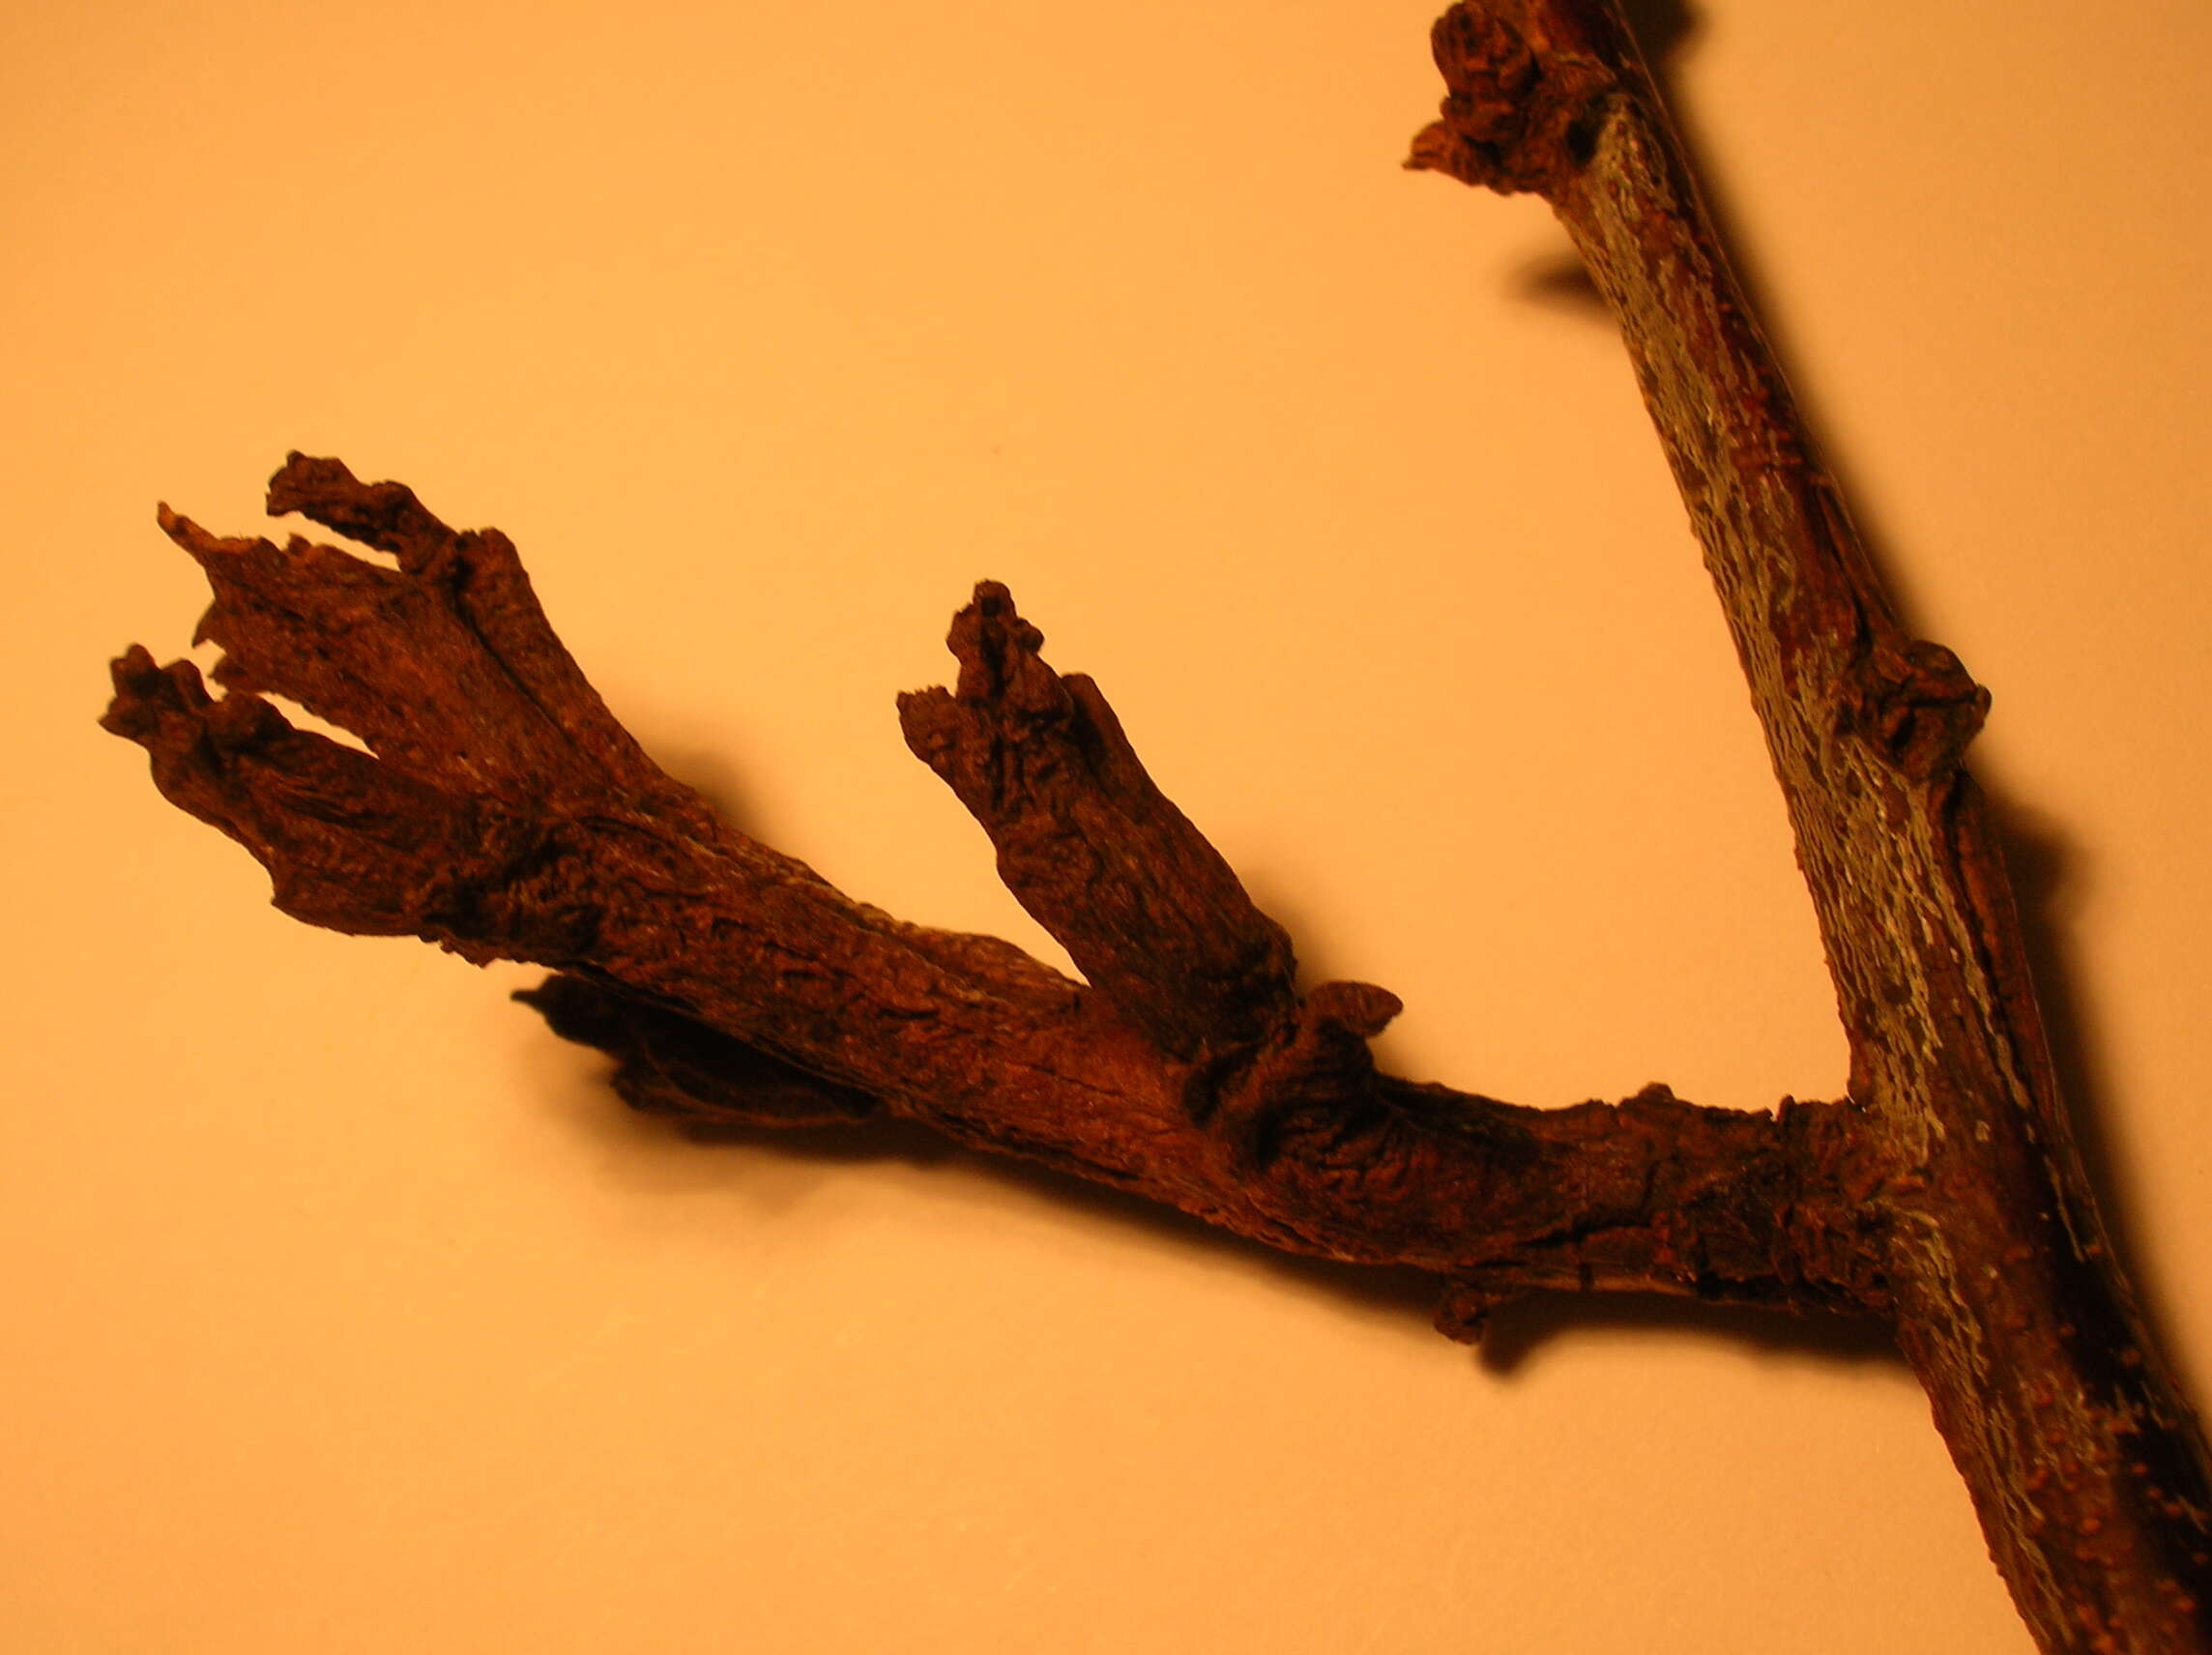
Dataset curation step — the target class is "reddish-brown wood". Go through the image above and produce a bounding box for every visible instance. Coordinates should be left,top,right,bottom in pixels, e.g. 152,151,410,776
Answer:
104,458,1886,1313
1410,4,2210,1649
100,5,2210,1650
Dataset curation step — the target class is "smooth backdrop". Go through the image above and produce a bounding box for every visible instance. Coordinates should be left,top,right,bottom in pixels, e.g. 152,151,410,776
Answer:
6,2,2207,1650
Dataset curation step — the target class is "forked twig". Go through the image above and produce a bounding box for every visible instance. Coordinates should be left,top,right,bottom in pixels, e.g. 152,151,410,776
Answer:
103,4,2210,1649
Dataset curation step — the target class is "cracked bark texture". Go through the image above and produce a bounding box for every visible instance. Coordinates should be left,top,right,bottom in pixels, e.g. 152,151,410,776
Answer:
96,5,2208,1652
104,453,1885,1321
1409,3,2211,1650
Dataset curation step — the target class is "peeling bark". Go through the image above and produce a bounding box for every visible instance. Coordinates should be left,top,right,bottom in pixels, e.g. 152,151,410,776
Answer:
100,3,2210,1650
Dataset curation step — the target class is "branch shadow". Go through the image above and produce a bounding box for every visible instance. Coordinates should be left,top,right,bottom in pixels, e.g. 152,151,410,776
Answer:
536,1009,1907,1377
546,1062,1443,1338
1477,1291,1897,1377
1970,777,2192,1395
632,737,771,842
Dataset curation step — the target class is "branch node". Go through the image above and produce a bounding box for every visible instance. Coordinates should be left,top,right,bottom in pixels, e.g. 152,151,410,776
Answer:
1404,2,1616,196
1837,636,1990,782
1205,979,1402,1170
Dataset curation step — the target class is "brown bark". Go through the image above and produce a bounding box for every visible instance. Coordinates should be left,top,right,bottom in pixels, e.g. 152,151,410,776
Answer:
1409,3,2211,1650
102,456,1884,1315
97,4,2209,1650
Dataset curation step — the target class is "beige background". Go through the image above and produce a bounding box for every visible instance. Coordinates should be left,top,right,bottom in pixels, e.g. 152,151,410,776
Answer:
6,1,2208,1649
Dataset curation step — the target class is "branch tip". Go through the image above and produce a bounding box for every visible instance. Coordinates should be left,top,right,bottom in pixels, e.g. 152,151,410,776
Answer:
1406,2,1617,197
902,579,1300,1059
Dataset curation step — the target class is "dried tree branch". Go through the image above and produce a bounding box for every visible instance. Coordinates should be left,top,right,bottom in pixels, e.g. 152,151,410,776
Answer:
104,452,1884,1318
1407,3,2211,1649
98,4,2210,1651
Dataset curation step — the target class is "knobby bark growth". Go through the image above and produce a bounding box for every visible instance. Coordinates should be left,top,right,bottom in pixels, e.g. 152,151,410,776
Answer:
102,3,2206,1651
